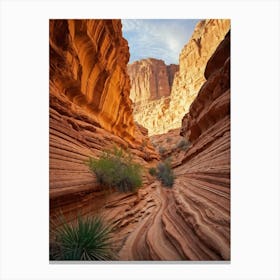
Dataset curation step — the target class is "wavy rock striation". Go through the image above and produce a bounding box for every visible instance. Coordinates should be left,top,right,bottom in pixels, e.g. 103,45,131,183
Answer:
50,19,230,261
50,19,135,141
49,19,157,224
116,30,231,261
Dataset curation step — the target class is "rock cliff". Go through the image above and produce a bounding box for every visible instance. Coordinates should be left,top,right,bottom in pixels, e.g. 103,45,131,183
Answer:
115,30,231,261
129,19,230,135
50,19,135,142
128,58,178,104
49,19,157,215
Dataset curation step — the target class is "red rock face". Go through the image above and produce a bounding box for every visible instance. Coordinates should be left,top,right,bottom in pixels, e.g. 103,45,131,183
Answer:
50,19,230,261
49,19,158,224
127,58,179,135
116,30,231,261
128,58,178,104
50,19,135,141
180,31,230,141
176,30,231,259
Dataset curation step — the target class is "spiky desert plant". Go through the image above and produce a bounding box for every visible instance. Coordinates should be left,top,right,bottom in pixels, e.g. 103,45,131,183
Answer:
50,215,115,261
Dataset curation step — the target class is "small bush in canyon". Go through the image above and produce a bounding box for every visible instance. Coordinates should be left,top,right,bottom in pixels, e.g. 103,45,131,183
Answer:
88,147,142,192
158,146,166,155
149,158,175,187
50,215,115,261
176,139,190,151
149,167,157,176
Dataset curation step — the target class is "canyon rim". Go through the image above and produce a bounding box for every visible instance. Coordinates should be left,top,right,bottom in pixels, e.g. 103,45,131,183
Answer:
49,19,231,261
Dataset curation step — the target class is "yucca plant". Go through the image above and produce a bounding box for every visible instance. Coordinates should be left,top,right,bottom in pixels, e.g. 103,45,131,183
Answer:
50,215,115,261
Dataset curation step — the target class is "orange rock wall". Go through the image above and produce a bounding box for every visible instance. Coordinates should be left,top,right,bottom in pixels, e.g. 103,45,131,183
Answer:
128,58,178,104
49,19,158,212
116,30,231,261
50,19,135,141
50,19,231,261
176,30,231,259
167,19,230,132
128,58,178,134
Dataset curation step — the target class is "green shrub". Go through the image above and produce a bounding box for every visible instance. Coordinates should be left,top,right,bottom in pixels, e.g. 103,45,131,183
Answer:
176,139,190,151
50,215,115,261
158,146,166,155
88,147,142,192
149,158,175,187
149,167,157,176
156,158,175,187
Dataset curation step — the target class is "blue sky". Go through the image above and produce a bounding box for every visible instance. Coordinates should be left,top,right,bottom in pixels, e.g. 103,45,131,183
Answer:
122,19,200,65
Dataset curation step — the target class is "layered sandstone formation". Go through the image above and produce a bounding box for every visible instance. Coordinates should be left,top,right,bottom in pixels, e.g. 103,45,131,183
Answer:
49,19,157,213
50,19,135,142
50,19,230,261
128,58,178,104
129,19,230,135
127,59,178,132
117,30,231,261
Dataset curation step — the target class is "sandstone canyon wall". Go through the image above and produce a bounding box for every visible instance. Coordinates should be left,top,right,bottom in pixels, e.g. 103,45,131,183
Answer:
50,19,135,142
118,30,231,261
128,58,178,104
129,19,230,135
49,19,157,216
104,30,231,261
175,30,231,259
50,19,230,261
127,59,178,131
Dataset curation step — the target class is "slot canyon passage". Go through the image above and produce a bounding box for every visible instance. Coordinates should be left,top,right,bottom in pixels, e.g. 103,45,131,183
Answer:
49,19,231,261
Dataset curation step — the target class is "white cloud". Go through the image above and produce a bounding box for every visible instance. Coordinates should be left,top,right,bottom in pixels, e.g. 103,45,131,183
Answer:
121,19,199,64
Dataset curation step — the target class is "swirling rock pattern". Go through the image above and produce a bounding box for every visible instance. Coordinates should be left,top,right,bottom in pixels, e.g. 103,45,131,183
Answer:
50,19,135,142
49,19,157,224
50,19,230,261
116,30,231,261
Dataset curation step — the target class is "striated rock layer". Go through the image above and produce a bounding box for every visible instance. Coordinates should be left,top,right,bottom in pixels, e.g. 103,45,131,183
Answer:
130,19,230,135
116,30,231,261
128,58,178,104
50,19,135,142
49,19,157,224
127,59,178,132
50,19,230,261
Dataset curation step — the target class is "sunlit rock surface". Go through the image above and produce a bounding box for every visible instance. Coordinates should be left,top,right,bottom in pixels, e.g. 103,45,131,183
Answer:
49,19,157,216
129,19,230,136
